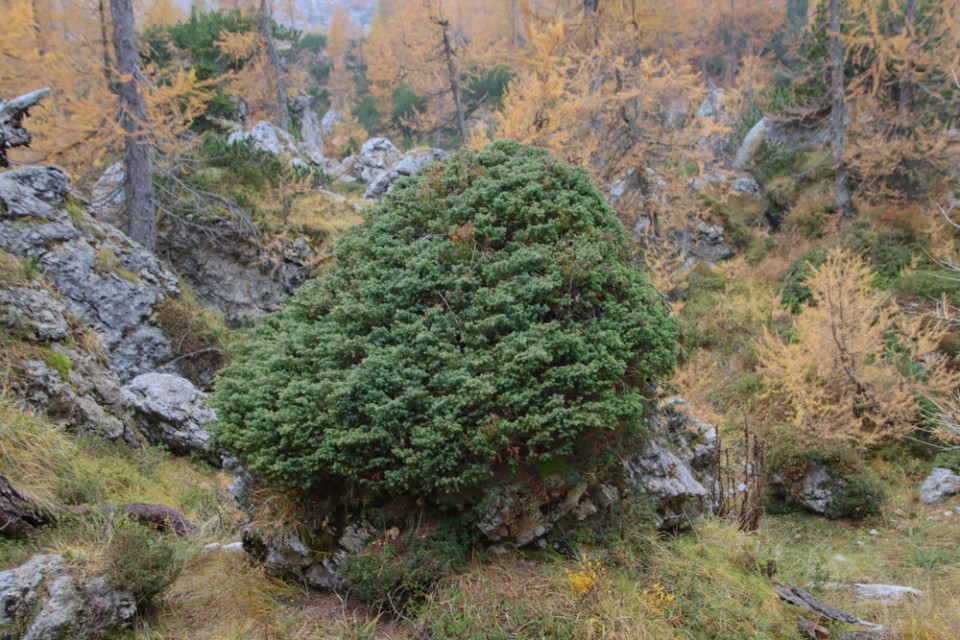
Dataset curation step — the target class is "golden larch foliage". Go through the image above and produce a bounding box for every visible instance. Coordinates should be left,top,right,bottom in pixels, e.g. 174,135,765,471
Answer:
758,248,958,449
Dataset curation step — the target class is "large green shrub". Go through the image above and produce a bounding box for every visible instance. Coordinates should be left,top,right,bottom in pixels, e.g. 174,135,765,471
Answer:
212,141,677,511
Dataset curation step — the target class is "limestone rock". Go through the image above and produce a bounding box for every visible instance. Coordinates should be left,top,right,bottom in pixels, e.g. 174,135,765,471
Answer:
158,219,313,321
851,583,922,603
22,353,134,443
89,161,125,229
0,166,180,381
0,165,71,220
0,554,136,640
0,286,68,341
697,87,725,119
320,109,345,136
228,121,302,159
356,137,401,184
733,116,772,169
301,109,326,165
730,177,760,195
919,468,960,504
363,148,448,200
122,372,217,461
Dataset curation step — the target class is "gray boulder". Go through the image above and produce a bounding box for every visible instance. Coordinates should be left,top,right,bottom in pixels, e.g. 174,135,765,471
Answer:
320,109,345,136
122,372,217,461
851,583,922,603
919,468,960,504
0,286,68,341
228,121,302,159
363,148,449,200
0,554,136,640
300,109,326,165
356,137,401,184
0,166,180,382
733,116,772,169
731,177,760,195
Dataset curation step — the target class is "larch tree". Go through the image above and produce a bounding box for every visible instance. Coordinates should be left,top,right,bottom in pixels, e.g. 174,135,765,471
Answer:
326,3,354,112
111,0,158,250
757,249,958,451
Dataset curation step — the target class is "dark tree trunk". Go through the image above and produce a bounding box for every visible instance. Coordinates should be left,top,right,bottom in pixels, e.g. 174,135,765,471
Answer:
0,474,55,538
828,0,853,220
0,88,50,168
260,0,290,132
436,17,471,147
583,0,599,17
110,0,157,251
898,0,916,118
511,0,527,47
99,0,113,87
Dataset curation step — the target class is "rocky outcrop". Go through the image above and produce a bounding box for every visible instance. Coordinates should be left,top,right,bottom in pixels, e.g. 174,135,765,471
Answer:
0,554,136,640
158,220,313,320
320,109,345,136
480,399,719,543
242,526,362,591
228,121,306,161
919,468,960,504
771,464,883,519
0,287,68,341
236,399,719,590
22,349,135,443
364,148,448,200
122,372,218,462
0,166,180,382
733,116,772,169
355,137,401,184
644,216,737,265
628,397,719,528
300,109,326,165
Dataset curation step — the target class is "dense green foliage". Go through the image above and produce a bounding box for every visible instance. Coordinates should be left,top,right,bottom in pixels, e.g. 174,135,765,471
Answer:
212,141,677,511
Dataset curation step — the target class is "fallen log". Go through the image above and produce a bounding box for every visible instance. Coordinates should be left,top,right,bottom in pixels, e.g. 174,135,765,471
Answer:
0,473,195,538
0,473,56,538
0,88,50,167
773,579,883,629
798,616,891,639
121,502,196,535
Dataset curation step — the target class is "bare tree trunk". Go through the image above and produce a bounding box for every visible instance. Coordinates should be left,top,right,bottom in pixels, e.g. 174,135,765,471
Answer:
99,0,113,87
828,0,853,221
110,0,157,251
898,0,916,118
260,0,290,133
435,17,471,147
0,88,50,168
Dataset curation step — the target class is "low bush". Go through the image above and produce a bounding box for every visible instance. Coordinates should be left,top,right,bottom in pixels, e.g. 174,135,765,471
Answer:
339,523,473,611
105,523,184,610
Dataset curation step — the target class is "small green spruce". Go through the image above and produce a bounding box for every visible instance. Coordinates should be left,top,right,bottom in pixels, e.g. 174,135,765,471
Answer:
212,140,678,511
